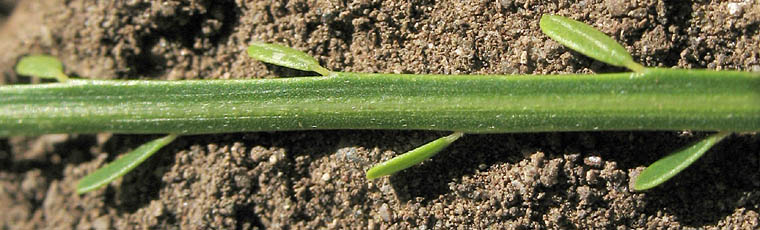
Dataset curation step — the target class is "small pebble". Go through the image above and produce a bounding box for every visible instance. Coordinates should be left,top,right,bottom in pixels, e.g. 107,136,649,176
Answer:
321,173,331,182
92,216,111,230
584,156,603,168
727,2,745,17
378,203,392,222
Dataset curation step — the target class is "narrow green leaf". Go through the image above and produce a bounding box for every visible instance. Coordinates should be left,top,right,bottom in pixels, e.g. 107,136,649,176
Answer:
76,134,178,194
539,14,645,72
15,55,69,81
634,132,731,191
366,132,464,180
247,42,331,76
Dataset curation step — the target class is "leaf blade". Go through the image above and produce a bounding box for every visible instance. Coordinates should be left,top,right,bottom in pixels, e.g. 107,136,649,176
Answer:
539,14,644,72
15,55,69,81
76,134,178,194
634,132,731,191
247,42,331,76
366,132,463,179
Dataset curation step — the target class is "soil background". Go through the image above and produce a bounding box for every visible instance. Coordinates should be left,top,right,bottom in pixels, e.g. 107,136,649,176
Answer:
1,0,759,229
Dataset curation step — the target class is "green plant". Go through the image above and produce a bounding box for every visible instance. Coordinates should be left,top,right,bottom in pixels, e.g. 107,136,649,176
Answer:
3,15,758,194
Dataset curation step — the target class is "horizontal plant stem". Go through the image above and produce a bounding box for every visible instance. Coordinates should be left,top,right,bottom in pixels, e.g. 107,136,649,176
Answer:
2,68,759,136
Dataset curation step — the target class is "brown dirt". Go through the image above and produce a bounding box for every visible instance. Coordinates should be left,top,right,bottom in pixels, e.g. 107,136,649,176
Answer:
1,0,759,229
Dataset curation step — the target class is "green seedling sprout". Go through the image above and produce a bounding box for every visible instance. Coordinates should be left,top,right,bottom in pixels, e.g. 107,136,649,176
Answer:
634,132,730,190
4,15,759,194
366,132,464,179
14,55,69,81
539,15,645,72
247,42,331,76
77,134,177,193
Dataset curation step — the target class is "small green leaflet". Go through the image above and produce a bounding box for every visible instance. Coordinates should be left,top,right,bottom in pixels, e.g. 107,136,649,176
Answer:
539,15,645,72
247,42,331,76
367,132,464,179
15,55,69,81
76,134,178,194
634,132,730,191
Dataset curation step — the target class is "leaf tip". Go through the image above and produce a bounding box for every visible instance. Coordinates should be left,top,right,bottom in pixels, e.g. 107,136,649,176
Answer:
632,132,731,192
15,55,69,81
75,134,178,194
538,14,645,71
365,132,464,180
365,167,382,180
246,42,331,76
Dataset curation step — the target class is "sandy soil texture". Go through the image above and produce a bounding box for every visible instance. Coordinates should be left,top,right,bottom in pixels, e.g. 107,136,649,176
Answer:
1,0,759,229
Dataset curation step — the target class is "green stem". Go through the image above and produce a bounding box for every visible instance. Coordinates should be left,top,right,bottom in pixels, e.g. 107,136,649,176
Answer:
2,68,759,137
